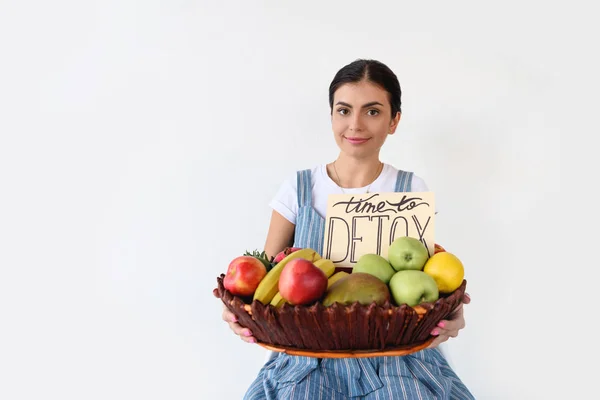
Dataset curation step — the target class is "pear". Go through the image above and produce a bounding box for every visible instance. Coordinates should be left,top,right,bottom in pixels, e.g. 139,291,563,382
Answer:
322,273,390,306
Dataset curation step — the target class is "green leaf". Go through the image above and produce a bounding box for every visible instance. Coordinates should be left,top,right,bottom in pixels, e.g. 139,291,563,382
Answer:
244,249,271,271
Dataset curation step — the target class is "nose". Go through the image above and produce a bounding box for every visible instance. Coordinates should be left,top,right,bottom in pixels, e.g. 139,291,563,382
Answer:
349,114,364,132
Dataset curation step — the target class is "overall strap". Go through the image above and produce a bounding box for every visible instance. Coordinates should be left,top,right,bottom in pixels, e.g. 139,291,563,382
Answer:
296,169,313,207
394,170,414,192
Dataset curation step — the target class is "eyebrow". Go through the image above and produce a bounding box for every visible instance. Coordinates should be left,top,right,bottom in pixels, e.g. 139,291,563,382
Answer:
335,101,384,108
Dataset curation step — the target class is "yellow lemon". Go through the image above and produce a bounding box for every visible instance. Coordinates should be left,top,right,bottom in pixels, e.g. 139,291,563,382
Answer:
423,252,464,293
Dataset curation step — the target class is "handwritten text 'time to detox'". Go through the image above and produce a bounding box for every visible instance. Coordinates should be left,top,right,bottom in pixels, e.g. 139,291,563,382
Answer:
322,192,436,267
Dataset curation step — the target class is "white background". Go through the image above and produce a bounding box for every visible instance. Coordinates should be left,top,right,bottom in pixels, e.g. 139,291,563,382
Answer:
0,1,595,399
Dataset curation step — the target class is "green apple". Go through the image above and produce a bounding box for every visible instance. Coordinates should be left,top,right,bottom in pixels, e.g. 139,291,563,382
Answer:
353,253,395,284
389,270,439,307
388,236,429,271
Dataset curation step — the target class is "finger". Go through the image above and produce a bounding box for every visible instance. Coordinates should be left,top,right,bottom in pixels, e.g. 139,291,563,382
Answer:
222,307,238,323
452,303,464,314
434,309,463,330
213,288,220,298
430,327,457,347
431,326,456,338
437,318,465,331
428,334,449,349
431,319,464,337
463,292,471,304
221,309,249,335
230,322,253,338
229,323,256,343
239,333,257,344
440,303,464,325
221,311,256,342
435,327,460,338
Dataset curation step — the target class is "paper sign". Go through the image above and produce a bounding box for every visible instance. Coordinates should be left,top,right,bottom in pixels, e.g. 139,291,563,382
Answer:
322,192,435,268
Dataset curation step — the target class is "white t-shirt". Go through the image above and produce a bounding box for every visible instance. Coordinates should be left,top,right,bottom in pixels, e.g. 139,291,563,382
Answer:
269,163,429,224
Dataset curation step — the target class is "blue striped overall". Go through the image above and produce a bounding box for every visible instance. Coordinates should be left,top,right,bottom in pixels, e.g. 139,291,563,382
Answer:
244,169,475,400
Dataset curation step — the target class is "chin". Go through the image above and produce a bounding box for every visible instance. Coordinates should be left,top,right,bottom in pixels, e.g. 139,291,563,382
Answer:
337,140,376,156
342,146,375,159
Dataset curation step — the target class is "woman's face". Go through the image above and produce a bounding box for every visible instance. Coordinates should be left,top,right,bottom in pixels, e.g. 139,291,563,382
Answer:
331,80,400,159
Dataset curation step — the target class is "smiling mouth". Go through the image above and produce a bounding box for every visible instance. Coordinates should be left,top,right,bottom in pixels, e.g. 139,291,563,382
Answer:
344,136,371,144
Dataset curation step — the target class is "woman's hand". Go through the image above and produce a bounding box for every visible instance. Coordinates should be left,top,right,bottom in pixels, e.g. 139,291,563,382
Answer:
214,289,256,343
428,292,471,349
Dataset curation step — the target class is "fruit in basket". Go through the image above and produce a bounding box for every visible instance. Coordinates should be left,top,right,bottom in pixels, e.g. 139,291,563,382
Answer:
253,248,320,304
270,258,336,306
314,258,336,278
388,236,429,271
279,258,328,305
223,256,268,296
273,247,303,263
389,270,439,307
353,253,395,283
323,272,390,306
434,244,446,254
215,264,467,352
270,291,287,307
423,252,464,293
215,241,468,353
327,271,349,289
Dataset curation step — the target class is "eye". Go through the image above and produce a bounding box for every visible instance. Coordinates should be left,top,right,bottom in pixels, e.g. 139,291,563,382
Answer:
337,108,349,116
367,109,380,116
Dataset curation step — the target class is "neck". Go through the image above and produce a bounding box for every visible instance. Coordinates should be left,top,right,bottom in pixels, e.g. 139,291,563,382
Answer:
330,153,383,188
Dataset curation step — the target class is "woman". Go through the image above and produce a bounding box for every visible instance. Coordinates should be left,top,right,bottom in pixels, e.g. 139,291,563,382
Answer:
221,59,474,399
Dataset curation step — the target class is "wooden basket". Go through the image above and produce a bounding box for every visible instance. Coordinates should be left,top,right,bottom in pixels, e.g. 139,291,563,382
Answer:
215,274,466,358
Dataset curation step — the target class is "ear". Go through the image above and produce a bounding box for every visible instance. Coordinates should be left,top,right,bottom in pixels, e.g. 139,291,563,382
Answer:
388,112,401,135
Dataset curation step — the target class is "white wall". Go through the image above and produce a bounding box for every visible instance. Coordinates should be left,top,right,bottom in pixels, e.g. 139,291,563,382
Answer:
1,1,593,399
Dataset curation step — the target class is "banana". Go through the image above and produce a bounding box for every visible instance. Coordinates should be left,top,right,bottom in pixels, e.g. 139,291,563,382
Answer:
270,292,283,306
253,248,321,304
313,258,335,278
327,271,349,289
270,292,287,307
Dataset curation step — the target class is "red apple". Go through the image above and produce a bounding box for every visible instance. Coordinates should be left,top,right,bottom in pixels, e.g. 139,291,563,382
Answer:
273,247,303,263
278,258,327,305
434,244,446,254
223,256,267,296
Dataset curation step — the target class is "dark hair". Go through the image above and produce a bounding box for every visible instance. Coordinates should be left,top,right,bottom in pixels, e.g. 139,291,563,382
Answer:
328,59,402,117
